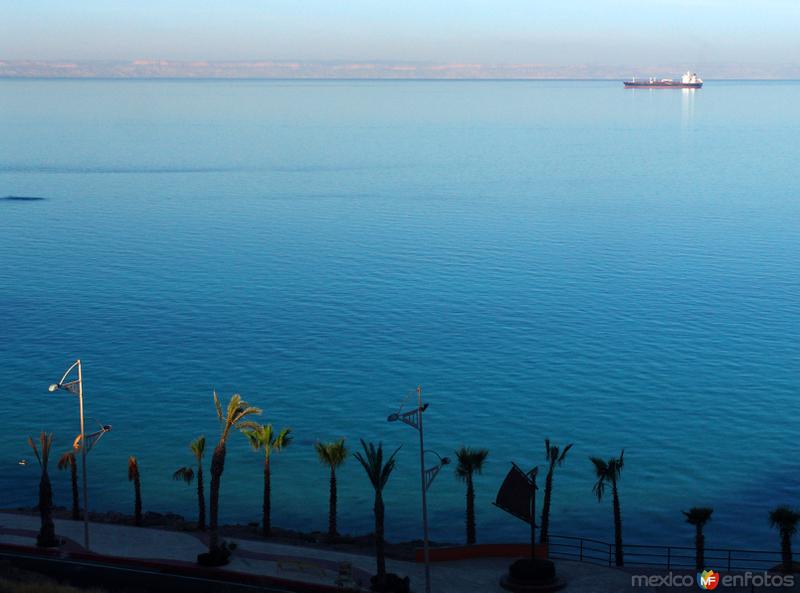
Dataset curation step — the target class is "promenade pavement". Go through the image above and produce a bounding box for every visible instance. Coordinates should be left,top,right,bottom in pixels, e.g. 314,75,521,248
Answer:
0,512,649,592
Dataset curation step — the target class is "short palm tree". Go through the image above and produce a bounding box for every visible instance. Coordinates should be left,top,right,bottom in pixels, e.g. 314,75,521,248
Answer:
315,438,348,539
454,446,489,545
173,435,207,530
354,439,400,590
590,450,625,567
540,439,572,546
244,424,293,537
683,507,713,571
769,506,800,573
208,391,262,554
57,450,80,520
28,433,58,547
128,456,142,526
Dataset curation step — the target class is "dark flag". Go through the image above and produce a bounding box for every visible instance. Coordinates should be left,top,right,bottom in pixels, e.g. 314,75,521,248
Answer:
494,463,537,525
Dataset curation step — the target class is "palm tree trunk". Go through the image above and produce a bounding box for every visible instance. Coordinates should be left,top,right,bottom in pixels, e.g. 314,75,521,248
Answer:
540,462,555,545
37,470,57,547
695,525,704,571
375,490,386,588
208,442,226,551
69,461,80,521
133,475,142,526
612,480,623,566
781,531,792,572
262,455,271,537
328,466,337,539
466,474,476,545
197,463,206,531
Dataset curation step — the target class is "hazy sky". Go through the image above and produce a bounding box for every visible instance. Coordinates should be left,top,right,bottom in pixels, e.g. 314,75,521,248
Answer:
2,0,799,65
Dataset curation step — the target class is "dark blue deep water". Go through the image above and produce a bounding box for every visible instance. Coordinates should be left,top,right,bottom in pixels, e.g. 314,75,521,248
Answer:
1,79,798,551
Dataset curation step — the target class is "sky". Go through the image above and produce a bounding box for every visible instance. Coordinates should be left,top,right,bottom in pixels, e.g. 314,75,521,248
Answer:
1,0,799,67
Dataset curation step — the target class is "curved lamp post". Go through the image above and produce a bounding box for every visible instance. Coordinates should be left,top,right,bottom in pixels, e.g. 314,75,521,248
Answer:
49,360,90,550
388,386,449,593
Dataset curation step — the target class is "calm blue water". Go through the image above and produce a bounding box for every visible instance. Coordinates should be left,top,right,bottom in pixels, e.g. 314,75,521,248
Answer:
1,80,798,552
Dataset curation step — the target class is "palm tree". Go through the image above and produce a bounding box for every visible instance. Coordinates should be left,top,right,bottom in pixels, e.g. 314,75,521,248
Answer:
683,507,713,571
769,506,800,572
173,435,207,530
28,433,58,547
540,439,572,546
354,439,400,590
128,456,142,526
208,391,262,554
244,424,293,537
57,450,80,520
315,438,348,539
590,450,625,567
454,446,488,545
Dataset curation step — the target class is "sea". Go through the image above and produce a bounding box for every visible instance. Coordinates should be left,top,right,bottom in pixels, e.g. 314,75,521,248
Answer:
1,79,798,552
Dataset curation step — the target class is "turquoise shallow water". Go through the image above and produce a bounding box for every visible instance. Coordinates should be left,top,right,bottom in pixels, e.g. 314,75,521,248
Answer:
0,79,798,551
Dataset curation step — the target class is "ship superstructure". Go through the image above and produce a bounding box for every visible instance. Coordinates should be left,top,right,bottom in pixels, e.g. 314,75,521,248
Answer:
624,71,703,88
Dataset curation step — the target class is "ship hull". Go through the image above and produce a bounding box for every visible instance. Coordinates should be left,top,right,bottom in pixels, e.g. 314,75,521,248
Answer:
623,82,702,88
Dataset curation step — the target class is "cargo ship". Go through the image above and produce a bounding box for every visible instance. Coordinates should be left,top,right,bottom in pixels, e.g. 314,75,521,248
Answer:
624,71,703,88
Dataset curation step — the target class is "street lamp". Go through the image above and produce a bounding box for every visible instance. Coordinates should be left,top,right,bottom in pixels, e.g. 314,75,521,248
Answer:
387,386,449,593
49,360,90,550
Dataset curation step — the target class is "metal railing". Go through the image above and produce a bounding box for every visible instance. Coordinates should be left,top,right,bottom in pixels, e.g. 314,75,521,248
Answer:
546,534,795,571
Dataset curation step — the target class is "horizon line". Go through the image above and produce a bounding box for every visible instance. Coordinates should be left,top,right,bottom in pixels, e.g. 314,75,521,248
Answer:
2,76,799,82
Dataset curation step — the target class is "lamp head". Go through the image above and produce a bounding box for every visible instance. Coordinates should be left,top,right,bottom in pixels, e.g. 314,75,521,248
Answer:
48,384,59,393
387,413,399,422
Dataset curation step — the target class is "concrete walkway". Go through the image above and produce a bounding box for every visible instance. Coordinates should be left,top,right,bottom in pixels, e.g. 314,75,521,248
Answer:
0,513,647,592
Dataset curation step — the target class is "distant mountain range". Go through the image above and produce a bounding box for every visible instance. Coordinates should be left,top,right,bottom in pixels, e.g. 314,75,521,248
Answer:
1,60,798,80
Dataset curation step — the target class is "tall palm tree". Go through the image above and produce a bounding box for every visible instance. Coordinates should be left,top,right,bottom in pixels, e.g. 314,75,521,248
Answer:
128,456,142,526
540,439,572,546
769,506,800,573
354,439,400,590
208,391,262,553
244,424,292,537
57,450,80,520
315,438,348,539
590,450,625,567
454,446,489,545
28,433,58,547
173,435,207,530
683,507,713,571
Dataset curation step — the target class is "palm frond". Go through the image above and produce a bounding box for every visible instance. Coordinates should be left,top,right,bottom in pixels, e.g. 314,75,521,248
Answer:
558,443,573,464
272,427,293,451
28,433,53,468
27,436,42,467
236,420,262,433
173,466,195,485
683,507,713,526
353,441,376,489
455,446,489,481
316,438,348,468
216,392,262,440
57,451,75,471
190,436,205,460
769,506,800,536
354,439,399,492
589,456,608,477
213,390,223,423
244,425,267,451
379,445,401,490
590,456,608,501
128,456,140,482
